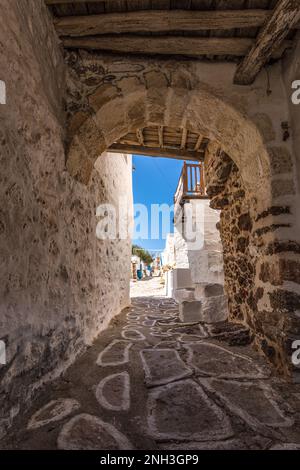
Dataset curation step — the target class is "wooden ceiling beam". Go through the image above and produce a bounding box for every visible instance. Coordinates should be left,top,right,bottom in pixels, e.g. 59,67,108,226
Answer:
52,10,275,37
62,36,292,58
158,126,164,148
119,138,139,146
136,129,144,146
180,129,188,150
108,144,204,162
194,135,203,151
234,0,300,85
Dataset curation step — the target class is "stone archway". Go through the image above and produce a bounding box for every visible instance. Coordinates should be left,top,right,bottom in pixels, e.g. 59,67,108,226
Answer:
64,52,299,376
66,59,271,206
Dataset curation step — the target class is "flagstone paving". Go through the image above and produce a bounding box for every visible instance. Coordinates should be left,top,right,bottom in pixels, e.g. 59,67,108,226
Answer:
1,278,300,450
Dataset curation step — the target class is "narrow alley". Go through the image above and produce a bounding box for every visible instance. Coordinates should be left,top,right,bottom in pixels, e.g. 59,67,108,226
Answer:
2,277,300,451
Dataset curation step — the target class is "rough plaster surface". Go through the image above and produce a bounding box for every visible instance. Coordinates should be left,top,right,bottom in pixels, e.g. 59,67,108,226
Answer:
0,0,132,438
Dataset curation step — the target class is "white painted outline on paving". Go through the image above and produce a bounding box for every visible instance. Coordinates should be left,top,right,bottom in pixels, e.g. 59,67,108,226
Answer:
27,399,81,430
57,414,134,450
140,348,193,387
157,438,246,450
0,80,6,105
95,372,130,411
160,319,179,324
150,326,162,332
149,326,169,337
150,331,174,338
198,324,208,337
153,340,180,350
121,328,146,341
199,377,294,431
96,340,133,367
142,319,157,327
126,321,141,327
149,327,174,338
177,334,206,343
0,340,6,365
147,379,233,441
146,314,175,321
126,314,140,320
184,341,269,380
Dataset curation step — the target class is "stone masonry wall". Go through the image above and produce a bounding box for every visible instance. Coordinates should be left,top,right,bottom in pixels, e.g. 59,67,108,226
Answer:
281,36,300,380
205,145,300,377
0,0,132,437
205,151,254,326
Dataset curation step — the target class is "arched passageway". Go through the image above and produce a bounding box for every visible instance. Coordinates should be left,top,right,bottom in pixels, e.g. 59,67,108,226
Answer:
65,51,299,376
1,0,300,450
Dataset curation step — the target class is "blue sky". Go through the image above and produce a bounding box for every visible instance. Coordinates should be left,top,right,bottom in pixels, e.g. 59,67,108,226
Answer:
132,155,183,253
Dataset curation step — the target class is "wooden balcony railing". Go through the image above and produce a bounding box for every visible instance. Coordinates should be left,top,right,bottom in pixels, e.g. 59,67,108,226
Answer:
174,162,207,205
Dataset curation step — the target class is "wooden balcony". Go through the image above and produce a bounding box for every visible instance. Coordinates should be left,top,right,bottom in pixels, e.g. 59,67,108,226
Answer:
174,162,208,206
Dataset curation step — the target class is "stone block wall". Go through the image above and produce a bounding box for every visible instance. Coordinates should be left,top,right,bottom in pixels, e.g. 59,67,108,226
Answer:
205,151,254,324
0,0,132,437
205,144,300,376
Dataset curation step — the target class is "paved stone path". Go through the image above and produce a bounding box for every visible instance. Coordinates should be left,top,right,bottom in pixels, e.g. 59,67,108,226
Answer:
2,278,300,450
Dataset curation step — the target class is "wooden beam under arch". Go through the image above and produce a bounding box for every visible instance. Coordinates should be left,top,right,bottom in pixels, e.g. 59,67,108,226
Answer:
108,144,204,162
